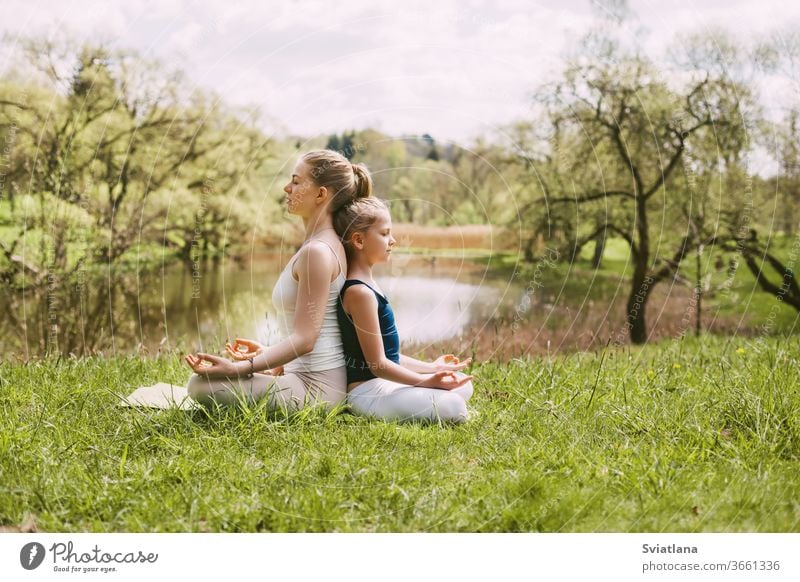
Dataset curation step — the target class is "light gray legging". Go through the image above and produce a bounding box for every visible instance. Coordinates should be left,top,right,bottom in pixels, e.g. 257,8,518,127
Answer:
347,374,474,424
186,367,347,411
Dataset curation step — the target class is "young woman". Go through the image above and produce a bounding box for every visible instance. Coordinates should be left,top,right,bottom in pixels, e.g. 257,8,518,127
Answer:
183,150,372,411
334,197,475,424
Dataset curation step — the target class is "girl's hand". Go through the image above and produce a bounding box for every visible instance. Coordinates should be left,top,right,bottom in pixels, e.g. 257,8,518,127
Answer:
433,354,472,372
417,371,473,390
225,338,264,361
184,353,239,379
268,365,284,376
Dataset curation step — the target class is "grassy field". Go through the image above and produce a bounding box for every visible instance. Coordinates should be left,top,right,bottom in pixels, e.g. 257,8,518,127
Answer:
1,335,798,532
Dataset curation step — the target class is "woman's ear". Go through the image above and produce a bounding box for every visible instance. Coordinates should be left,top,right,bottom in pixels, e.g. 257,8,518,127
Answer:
316,185,329,204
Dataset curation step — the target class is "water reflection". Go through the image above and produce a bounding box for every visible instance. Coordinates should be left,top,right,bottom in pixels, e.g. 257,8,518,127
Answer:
249,253,513,347
375,276,502,345
253,274,505,347
0,252,520,357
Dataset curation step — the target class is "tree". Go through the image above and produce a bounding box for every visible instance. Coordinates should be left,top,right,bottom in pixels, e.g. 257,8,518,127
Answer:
0,37,270,268
772,109,800,236
450,138,512,224
528,34,751,344
325,133,341,153
0,37,272,356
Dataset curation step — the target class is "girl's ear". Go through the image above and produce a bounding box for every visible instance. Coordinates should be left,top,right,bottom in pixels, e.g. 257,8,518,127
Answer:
352,231,365,250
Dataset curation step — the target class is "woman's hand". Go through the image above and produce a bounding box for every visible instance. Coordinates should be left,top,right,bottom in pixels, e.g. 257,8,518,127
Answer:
225,338,264,361
433,354,472,372
184,353,240,379
416,371,473,390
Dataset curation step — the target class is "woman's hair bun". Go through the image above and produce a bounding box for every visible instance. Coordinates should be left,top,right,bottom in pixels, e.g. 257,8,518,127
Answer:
351,163,373,199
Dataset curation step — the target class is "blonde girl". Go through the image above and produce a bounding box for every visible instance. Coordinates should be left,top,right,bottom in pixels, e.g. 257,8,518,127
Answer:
334,197,475,423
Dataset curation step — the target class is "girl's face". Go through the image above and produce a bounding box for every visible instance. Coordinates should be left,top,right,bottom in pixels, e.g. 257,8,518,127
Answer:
283,161,320,217
359,209,396,265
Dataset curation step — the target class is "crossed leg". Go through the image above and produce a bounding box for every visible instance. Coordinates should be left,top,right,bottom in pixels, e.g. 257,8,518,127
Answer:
186,367,346,412
347,376,474,424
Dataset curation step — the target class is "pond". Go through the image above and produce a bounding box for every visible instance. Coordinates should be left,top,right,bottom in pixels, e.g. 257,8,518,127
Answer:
163,251,524,352
4,247,747,360
0,251,538,357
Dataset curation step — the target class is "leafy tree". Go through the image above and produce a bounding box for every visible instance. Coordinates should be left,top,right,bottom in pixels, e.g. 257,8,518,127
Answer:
0,37,270,272
450,138,513,225
526,31,752,343
325,133,341,153
0,37,272,355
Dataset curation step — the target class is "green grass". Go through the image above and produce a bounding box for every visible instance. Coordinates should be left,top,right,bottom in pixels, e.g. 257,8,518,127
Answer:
1,335,798,532
579,237,632,264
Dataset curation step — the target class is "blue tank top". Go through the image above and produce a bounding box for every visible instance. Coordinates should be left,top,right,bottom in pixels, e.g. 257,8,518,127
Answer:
337,279,400,384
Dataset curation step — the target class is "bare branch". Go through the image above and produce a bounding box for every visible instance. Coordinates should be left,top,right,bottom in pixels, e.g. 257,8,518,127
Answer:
547,190,635,204
649,235,694,284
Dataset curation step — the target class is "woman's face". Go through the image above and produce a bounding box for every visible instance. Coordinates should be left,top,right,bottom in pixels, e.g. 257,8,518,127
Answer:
360,209,396,265
283,161,319,216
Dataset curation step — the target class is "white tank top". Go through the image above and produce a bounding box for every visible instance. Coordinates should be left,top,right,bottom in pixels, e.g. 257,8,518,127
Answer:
271,239,346,372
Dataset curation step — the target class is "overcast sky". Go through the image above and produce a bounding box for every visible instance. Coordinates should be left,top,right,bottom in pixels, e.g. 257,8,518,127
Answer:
2,0,798,148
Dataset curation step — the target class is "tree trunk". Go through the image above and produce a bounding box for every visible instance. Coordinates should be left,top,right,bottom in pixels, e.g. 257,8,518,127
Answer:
523,236,535,263
402,199,415,223
626,267,652,345
591,226,607,269
695,246,702,336
783,188,795,237
627,196,651,345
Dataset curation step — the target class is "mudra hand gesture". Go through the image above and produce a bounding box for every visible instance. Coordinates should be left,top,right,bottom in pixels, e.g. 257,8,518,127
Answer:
224,338,284,376
433,354,472,372
184,353,239,379
225,338,263,360
417,370,473,390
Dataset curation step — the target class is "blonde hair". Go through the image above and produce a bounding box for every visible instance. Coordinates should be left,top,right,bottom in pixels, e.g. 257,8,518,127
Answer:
333,197,389,258
301,149,373,213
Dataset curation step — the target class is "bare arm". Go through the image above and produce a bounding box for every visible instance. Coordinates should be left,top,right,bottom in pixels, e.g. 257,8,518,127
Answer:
248,242,335,372
398,354,437,374
399,354,471,374
345,286,471,389
187,243,336,379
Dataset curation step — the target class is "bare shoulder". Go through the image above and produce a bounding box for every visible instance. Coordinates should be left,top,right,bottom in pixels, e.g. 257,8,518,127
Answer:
305,240,337,263
293,241,336,280
342,283,378,312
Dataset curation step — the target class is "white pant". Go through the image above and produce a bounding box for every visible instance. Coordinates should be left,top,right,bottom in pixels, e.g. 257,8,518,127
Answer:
186,367,346,411
347,376,474,424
